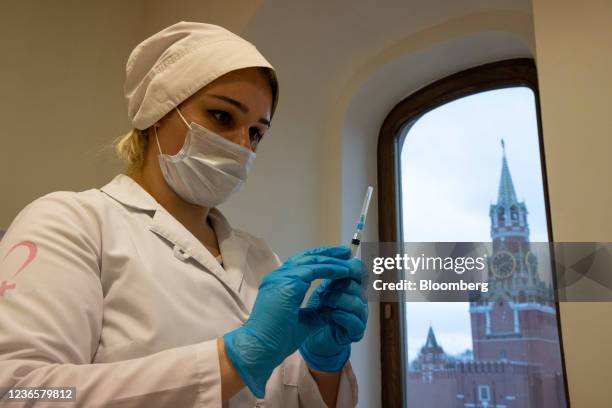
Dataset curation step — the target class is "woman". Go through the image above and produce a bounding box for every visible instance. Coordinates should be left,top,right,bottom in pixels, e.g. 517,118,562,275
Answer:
0,22,367,407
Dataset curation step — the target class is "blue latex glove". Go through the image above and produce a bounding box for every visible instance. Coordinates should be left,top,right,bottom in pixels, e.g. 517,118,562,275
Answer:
299,267,369,372
223,246,362,398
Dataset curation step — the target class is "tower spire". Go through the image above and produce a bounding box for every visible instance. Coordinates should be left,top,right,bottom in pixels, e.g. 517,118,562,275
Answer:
497,139,518,206
425,325,439,348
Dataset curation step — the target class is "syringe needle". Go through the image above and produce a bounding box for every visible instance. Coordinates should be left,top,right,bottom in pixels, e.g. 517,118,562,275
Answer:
350,186,374,257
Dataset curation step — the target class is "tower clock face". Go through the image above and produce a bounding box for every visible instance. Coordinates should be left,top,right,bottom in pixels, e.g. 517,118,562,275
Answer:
491,251,516,279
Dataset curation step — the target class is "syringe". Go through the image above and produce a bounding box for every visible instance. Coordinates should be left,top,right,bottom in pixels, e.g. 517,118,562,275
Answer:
350,186,374,257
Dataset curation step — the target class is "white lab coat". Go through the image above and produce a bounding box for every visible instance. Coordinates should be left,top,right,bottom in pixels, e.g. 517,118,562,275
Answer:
0,174,358,407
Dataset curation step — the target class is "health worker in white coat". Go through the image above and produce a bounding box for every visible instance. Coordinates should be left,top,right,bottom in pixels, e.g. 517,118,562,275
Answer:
0,21,368,407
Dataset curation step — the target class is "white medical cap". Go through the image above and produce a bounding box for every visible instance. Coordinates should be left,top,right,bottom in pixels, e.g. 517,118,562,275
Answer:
124,21,278,130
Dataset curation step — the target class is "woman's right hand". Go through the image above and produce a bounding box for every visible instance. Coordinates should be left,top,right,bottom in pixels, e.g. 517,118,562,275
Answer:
222,246,360,399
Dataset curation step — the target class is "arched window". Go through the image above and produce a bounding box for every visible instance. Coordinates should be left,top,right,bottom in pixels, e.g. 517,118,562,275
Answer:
510,205,519,225
497,207,506,225
377,59,569,407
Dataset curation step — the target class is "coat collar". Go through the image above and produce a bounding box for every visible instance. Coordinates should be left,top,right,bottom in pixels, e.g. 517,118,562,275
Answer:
100,174,251,313
100,174,159,212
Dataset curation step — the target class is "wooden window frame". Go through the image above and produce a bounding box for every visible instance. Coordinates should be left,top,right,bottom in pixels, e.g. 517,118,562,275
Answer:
376,58,571,407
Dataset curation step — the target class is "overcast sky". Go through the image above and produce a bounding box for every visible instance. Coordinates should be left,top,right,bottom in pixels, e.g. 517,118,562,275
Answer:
399,87,550,361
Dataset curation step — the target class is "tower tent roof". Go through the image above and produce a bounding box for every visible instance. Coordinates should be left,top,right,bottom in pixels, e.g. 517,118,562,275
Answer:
425,326,439,348
497,146,519,206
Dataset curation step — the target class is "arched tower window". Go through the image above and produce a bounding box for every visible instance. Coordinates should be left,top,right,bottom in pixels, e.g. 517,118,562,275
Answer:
497,207,506,225
510,205,519,225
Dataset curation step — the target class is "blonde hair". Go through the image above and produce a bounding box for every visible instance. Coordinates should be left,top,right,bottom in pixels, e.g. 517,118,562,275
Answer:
114,128,150,176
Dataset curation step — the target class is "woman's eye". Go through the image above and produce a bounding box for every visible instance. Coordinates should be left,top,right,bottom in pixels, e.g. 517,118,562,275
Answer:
249,127,264,145
209,110,232,125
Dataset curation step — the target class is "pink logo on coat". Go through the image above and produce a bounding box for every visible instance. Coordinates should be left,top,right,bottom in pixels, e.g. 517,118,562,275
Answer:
0,240,38,296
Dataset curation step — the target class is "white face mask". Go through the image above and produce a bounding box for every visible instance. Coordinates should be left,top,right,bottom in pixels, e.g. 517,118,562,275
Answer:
154,107,256,207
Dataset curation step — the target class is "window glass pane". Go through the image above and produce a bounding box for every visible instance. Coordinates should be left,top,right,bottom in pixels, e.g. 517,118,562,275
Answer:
400,87,567,408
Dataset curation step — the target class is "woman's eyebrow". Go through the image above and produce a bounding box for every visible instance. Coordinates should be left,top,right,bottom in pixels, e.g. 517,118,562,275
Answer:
206,94,270,127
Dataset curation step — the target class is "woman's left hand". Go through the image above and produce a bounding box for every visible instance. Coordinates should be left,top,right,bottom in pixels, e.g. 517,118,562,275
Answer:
299,265,369,372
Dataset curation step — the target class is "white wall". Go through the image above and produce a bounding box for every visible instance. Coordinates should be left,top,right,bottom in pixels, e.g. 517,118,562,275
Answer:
0,0,144,227
533,0,612,406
